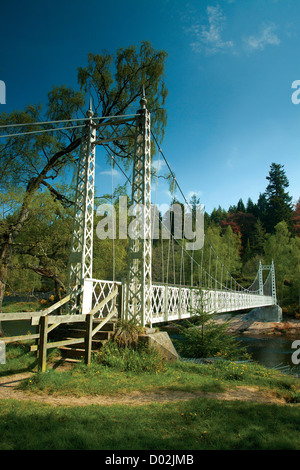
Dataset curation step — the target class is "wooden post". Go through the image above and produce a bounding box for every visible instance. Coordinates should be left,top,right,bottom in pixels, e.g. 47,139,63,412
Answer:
85,314,93,366
38,315,48,372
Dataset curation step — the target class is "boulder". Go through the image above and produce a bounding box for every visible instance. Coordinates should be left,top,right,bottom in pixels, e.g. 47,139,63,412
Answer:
139,331,179,362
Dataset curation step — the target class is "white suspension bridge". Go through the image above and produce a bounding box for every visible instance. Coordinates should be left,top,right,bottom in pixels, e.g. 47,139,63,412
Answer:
65,92,277,327
0,92,278,329
0,92,279,369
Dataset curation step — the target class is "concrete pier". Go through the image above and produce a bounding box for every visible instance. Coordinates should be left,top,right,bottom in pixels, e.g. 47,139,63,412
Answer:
247,305,282,323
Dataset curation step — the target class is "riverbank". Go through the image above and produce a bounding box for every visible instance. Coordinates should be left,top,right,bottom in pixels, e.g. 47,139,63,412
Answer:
213,312,300,337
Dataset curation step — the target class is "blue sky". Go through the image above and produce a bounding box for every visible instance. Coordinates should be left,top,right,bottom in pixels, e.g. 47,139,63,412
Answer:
1,0,299,214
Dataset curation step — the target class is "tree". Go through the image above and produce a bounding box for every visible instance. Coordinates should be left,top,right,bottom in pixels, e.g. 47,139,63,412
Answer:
5,189,73,299
236,198,245,213
0,89,84,314
210,206,227,225
246,197,256,214
264,163,293,232
255,192,268,226
78,41,168,161
264,221,300,305
0,41,169,314
174,300,248,360
220,211,256,253
291,198,300,237
250,219,266,256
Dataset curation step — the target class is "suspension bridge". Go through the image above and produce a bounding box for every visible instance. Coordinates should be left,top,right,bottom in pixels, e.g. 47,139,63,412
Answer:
67,92,277,327
0,91,280,369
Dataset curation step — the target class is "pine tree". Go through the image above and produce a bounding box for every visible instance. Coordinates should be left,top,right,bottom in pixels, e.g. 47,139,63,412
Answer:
264,163,293,232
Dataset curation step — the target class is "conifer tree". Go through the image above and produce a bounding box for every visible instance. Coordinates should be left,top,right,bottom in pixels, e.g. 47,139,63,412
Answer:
264,163,293,232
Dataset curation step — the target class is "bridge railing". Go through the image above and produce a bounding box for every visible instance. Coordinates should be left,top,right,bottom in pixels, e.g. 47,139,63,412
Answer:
82,279,122,317
150,283,274,325
82,279,275,326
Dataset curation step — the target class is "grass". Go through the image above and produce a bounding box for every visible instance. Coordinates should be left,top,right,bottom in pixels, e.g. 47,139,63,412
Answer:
12,341,299,404
2,300,42,313
0,343,300,450
0,398,299,450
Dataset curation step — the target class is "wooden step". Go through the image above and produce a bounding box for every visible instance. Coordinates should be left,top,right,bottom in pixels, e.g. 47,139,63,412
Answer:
50,316,117,363
60,346,85,360
62,328,113,341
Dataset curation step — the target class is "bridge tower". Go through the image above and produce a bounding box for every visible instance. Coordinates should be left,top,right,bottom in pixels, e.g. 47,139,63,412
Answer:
67,100,96,314
259,259,277,305
125,90,152,327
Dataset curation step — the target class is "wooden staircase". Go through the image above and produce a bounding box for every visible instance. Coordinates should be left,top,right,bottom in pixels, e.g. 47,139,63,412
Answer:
50,318,118,363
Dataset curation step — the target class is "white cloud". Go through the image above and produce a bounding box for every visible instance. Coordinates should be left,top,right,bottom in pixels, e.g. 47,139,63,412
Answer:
244,23,280,51
152,159,166,172
187,190,202,201
99,168,121,178
187,5,234,55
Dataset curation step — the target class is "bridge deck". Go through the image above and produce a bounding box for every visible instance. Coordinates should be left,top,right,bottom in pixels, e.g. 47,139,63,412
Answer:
83,279,275,326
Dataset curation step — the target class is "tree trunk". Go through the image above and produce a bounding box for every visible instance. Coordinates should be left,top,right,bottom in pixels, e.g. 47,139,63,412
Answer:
0,233,12,312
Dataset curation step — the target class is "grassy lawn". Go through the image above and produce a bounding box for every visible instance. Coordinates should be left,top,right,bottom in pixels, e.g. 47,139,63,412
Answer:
0,397,299,450
0,343,299,450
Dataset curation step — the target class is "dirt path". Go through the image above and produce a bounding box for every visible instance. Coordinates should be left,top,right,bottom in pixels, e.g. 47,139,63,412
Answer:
0,372,288,407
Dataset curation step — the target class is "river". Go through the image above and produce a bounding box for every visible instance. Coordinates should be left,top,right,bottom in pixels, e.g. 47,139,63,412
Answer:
166,327,300,376
236,334,300,374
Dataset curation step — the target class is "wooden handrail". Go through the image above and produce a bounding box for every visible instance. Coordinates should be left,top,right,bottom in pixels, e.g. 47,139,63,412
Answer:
39,294,71,316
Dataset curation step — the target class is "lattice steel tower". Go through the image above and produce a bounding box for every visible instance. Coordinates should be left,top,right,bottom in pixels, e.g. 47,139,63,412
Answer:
125,91,152,326
67,100,96,314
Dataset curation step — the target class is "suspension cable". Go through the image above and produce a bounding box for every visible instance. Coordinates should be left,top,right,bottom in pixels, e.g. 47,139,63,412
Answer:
0,123,86,139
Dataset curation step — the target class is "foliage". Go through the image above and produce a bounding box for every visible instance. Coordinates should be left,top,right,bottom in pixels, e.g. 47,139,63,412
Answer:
78,41,168,159
93,340,166,373
264,221,300,305
265,162,293,232
205,162,299,309
174,308,249,360
0,40,169,312
113,320,144,348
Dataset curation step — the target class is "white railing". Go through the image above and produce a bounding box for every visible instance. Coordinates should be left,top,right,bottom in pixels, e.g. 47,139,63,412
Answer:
82,279,275,325
150,283,274,325
83,279,121,317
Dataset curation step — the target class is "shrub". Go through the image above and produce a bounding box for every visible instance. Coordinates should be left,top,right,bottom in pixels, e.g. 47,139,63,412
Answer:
174,308,249,360
113,320,144,348
94,341,166,373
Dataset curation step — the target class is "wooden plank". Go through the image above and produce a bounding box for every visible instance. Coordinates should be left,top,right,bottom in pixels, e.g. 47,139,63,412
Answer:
91,308,118,337
2,333,40,343
85,314,93,366
39,294,71,316
47,323,58,334
38,315,48,372
31,337,85,352
31,313,87,326
0,312,42,321
1,294,71,323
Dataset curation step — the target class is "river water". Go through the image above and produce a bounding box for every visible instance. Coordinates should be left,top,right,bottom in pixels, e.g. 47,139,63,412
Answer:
236,335,300,373
167,328,300,376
